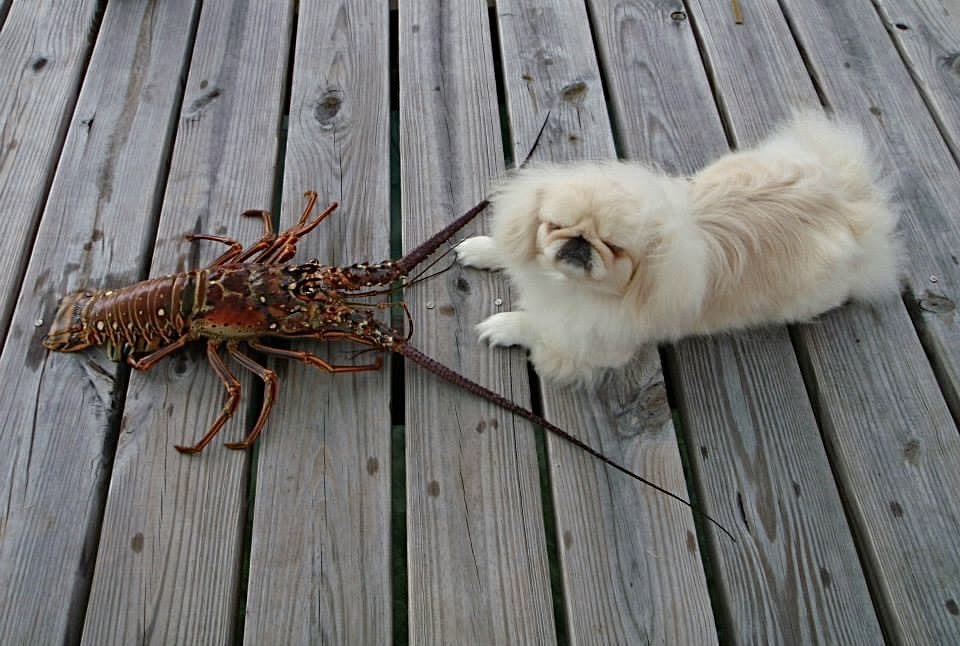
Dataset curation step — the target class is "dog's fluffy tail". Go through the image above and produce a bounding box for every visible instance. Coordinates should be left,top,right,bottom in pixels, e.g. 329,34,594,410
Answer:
777,111,904,300
771,111,883,202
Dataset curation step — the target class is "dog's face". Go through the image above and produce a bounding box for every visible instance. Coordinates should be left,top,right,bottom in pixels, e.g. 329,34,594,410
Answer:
534,187,633,293
533,177,658,299
492,163,684,304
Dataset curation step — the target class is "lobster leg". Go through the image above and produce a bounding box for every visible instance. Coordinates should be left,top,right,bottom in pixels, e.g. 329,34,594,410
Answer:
186,210,276,268
175,341,243,454
222,342,279,450
241,208,275,238
184,194,333,270
127,336,192,371
248,339,384,373
181,194,335,271
251,194,338,265
221,337,384,451
187,233,244,267
189,233,261,268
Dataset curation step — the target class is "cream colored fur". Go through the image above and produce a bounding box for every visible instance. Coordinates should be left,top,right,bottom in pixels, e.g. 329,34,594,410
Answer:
456,112,903,383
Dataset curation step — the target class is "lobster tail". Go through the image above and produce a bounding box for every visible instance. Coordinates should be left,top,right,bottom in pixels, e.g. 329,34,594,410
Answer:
395,341,734,541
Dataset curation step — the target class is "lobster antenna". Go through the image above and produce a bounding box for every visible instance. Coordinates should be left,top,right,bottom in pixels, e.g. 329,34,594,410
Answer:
515,109,550,169
405,246,459,285
394,200,490,275
334,254,456,299
397,343,736,542
394,111,553,276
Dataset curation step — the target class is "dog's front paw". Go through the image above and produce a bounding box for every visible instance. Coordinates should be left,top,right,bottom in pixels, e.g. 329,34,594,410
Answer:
456,236,503,270
476,312,536,348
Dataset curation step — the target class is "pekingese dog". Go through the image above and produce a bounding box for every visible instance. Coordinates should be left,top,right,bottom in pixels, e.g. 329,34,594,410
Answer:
456,112,903,383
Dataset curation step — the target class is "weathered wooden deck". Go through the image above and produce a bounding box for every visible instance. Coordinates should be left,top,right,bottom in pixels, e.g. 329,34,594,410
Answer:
1,0,958,643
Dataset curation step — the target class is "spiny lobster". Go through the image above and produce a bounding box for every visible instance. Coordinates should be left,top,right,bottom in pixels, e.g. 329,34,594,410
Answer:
44,192,733,540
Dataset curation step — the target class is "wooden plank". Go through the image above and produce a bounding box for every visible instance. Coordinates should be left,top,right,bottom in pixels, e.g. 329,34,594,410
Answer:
494,2,717,642
674,332,888,645
0,0,101,336
242,2,392,642
399,1,555,642
79,2,293,643
795,302,960,642
0,1,199,642
871,0,960,160
769,1,960,642
780,0,960,416
692,0,960,642
589,1,885,642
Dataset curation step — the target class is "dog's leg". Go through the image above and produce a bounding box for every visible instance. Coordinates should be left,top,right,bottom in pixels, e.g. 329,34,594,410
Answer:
529,344,598,384
456,236,505,270
476,311,539,348
477,312,597,383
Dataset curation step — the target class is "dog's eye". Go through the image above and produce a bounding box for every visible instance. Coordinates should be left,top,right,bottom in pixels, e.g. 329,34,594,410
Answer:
604,241,624,256
543,222,560,233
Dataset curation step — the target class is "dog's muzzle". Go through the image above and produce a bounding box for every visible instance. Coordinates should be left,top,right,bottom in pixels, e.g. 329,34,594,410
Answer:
556,236,593,270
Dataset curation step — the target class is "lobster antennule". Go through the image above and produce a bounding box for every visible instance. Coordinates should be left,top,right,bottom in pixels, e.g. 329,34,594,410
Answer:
389,112,549,276
394,341,735,542
394,199,490,275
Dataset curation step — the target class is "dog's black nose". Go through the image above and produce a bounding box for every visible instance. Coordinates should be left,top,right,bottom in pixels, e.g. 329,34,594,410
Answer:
556,236,593,270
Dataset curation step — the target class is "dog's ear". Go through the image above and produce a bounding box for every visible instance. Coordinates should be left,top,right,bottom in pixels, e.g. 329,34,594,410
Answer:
492,186,544,262
623,234,662,310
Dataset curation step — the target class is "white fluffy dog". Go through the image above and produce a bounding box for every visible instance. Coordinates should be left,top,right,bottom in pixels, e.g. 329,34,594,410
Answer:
456,112,902,383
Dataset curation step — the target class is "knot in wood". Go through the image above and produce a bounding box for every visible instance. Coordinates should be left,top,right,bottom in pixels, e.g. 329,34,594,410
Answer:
596,368,671,437
560,81,588,103
183,88,221,120
919,291,955,314
941,53,960,75
315,89,343,126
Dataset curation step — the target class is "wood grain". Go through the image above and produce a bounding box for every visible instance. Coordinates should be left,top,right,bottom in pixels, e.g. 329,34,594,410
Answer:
795,301,960,643
0,1,199,642
241,2,392,642
0,0,101,336
695,2,958,643
779,0,960,417
495,1,717,642
591,1,885,642
0,2,955,642
871,0,960,160
673,331,886,645
770,0,960,641
80,2,293,643
400,1,555,642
